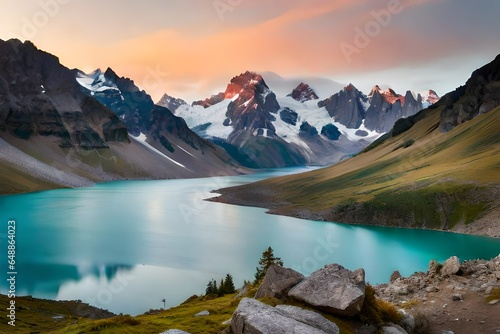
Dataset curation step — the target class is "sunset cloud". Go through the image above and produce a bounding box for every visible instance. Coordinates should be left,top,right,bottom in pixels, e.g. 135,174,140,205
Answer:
0,0,498,101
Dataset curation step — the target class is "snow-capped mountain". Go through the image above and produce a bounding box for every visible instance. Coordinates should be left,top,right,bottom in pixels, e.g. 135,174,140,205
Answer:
75,68,244,176
260,71,345,100
173,71,439,168
156,93,187,112
420,89,440,106
287,82,319,102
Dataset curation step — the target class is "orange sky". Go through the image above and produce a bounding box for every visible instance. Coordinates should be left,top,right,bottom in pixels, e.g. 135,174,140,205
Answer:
1,0,499,102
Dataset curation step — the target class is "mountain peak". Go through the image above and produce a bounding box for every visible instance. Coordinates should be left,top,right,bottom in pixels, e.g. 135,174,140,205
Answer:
156,93,187,112
287,82,319,102
224,71,268,99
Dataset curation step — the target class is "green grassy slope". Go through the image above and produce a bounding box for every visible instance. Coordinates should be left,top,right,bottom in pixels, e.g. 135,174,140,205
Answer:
214,105,500,232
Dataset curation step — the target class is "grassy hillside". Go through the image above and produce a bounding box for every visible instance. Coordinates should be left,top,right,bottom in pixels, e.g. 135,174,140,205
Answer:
213,105,500,235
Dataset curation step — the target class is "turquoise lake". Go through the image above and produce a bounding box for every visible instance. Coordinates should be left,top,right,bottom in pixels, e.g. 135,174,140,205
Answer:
1,167,499,315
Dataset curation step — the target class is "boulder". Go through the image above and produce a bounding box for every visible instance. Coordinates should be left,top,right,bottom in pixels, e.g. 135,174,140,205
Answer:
288,264,366,317
160,330,191,334
441,256,461,276
194,310,209,317
254,264,304,300
399,310,415,334
380,324,408,334
276,305,339,333
231,298,328,334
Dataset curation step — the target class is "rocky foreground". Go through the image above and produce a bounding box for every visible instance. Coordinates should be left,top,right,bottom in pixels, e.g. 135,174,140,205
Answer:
161,255,500,334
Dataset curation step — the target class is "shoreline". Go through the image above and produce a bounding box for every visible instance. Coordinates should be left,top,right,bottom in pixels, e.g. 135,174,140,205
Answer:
208,185,500,239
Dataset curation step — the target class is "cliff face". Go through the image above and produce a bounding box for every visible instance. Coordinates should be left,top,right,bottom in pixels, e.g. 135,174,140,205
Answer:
0,39,245,194
439,54,500,132
0,39,129,149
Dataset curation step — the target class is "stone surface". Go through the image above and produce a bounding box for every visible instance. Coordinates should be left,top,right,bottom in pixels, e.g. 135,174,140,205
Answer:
441,256,461,276
231,298,328,334
399,310,415,334
160,330,191,334
426,286,440,293
428,260,441,275
451,294,463,301
288,264,366,317
276,305,339,334
194,310,209,317
390,270,403,283
380,324,408,334
254,264,304,300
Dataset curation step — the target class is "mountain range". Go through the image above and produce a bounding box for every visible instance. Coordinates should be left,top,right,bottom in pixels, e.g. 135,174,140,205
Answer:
0,38,441,195
211,54,500,236
168,71,438,168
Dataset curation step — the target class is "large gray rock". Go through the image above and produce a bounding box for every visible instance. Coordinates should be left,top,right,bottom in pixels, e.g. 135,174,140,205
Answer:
276,305,339,334
380,324,408,334
231,298,327,334
441,256,461,276
288,264,366,317
254,264,304,300
194,310,209,317
399,310,415,334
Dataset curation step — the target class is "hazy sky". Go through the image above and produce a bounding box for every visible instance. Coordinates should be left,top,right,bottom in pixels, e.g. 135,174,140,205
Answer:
1,0,499,102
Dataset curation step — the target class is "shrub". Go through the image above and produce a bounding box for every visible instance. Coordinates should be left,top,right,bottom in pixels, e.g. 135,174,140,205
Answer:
403,139,415,148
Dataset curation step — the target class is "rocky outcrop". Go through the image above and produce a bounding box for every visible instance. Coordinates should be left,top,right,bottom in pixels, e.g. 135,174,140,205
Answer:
318,84,367,129
279,107,298,126
364,88,424,133
378,255,500,301
287,82,319,102
0,39,129,148
157,93,187,112
231,298,335,334
192,92,225,108
254,264,304,300
299,121,318,137
439,54,500,132
321,123,341,141
288,264,366,317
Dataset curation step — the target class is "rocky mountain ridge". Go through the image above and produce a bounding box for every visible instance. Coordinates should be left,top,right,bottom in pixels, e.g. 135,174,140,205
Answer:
174,71,438,168
0,39,244,194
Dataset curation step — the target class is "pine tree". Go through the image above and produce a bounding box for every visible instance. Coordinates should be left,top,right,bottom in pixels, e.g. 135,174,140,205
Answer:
218,278,225,296
223,273,236,294
254,246,283,282
205,279,217,295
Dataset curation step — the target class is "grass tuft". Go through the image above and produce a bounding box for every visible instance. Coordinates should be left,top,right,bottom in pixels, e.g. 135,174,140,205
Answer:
358,285,403,325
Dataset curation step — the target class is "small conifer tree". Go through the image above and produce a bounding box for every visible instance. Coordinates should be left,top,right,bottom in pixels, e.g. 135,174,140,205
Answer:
255,246,283,282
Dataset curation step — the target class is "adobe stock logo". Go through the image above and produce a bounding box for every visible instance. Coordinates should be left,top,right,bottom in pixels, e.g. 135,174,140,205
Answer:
340,0,404,64
213,0,243,21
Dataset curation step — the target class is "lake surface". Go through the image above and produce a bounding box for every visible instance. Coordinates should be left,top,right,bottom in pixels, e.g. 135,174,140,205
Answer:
1,167,499,315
